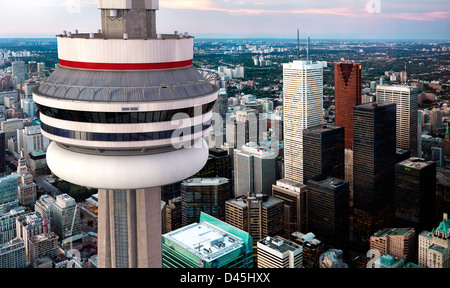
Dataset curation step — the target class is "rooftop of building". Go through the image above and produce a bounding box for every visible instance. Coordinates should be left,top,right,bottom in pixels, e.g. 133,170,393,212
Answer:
163,221,244,263
419,230,433,240
319,249,348,268
29,232,58,244
371,227,415,238
182,178,229,187
354,101,396,111
397,158,435,170
17,212,43,226
403,262,425,268
291,232,322,247
304,124,344,135
377,254,405,267
432,213,449,236
257,236,302,254
307,176,348,190
428,244,447,254
227,194,283,209
274,178,307,193
235,143,277,157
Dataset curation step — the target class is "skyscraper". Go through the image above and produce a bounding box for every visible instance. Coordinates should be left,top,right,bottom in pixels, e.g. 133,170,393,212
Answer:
418,213,449,268
16,151,37,207
0,174,20,214
12,61,26,88
225,194,284,250
334,62,362,149
33,0,216,268
394,158,436,231
234,143,277,197
51,194,80,243
272,179,308,237
15,212,45,262
181,177,231,226
303,125,345,183
306,176,350,248
376,86,419,156
0,238,26,268
353,102,397,242
283,60,323,184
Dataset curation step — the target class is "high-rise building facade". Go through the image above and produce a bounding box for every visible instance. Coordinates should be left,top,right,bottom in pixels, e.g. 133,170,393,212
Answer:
194,148,233,181
376,86,419,156
162,213,253,268
283,60,323,184
234,143,277,197
164,197,182,233
34,194,55,234
418,213,449,268
291,232,325,268
181,178,231,226
28,232,59,267
16,151,37,207
303,125,345,183
15,212,45,262
0,238,27,268
51,194,80,242
370,228,416,264
394,158,436,231
257,235,303,268
353,102,397,242
225,194,284,249
12,61,27,88
0,132,6,175
0,207,26,244
272,179,307,237
33,0,217,268
334,62,362,149
306,176,350,247
0,174,20,214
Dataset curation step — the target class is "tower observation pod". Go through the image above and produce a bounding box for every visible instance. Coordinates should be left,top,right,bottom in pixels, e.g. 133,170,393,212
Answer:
33,0,217,268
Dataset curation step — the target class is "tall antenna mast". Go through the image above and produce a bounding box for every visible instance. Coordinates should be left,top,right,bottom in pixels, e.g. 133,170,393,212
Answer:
297,28,300,60
307,33,311,62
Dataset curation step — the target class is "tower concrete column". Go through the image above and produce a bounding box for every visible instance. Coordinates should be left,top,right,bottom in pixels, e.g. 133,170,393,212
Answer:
97,188,162,268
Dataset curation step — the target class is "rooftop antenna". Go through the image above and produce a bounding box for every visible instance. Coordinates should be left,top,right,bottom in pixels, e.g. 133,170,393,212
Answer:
297,28,300,60
307,32,311,62
404,62,407,85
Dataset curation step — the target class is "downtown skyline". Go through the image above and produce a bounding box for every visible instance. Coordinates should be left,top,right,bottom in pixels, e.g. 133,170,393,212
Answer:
0,0,449,40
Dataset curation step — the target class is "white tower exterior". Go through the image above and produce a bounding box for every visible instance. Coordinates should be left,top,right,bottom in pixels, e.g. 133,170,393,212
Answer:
33,0,216,268
376,85,419,156
283,60,323,184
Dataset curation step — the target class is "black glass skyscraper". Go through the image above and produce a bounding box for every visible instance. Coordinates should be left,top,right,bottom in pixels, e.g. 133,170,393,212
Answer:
394,158,436,232
303,125,345,184
306,176,350,248
352,102,397,242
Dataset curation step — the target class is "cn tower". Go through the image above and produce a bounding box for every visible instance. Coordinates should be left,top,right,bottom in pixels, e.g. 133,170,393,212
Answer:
33,0,216,268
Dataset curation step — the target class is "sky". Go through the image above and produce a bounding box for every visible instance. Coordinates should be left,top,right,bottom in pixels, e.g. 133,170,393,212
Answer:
0,0,449,40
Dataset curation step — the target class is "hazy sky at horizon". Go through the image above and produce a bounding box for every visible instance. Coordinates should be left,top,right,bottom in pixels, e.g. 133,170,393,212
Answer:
0,0,449,39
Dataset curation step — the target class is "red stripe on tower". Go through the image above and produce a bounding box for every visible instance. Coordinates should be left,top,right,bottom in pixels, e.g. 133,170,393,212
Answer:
59,59,193,71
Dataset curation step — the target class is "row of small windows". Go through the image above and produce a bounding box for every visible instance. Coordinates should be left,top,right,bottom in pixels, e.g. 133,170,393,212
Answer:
41,122,211,142
36,101,216,124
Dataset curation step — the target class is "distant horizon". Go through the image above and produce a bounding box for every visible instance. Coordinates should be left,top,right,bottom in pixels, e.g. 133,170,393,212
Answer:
0,0,449,42
0,35,449,42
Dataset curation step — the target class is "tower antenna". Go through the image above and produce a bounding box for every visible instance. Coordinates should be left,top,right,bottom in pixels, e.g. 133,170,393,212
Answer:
307,32,311,62
297,28,300,60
